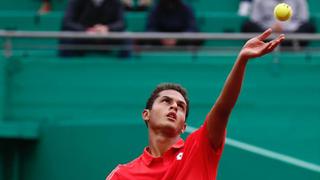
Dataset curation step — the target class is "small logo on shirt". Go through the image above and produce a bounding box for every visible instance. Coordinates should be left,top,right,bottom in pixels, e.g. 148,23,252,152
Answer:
176,152,183,160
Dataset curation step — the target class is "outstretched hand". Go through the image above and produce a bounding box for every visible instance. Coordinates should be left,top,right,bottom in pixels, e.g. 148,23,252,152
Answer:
239,28,285,60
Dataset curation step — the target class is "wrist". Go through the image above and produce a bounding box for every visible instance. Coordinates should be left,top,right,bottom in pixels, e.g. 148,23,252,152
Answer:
238,51,250,63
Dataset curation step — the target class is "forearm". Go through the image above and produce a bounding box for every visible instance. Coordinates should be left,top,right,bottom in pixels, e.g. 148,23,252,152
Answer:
146,11,157,32
206,55,248,149
108,5,125,32
206,28,284,148
214,55,248,115
62,20,86,31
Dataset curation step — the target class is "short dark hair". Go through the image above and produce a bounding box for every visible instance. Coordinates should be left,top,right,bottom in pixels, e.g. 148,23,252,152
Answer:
145,83,189,119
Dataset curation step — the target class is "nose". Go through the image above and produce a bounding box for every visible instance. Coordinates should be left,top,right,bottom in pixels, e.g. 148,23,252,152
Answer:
169,102,178,111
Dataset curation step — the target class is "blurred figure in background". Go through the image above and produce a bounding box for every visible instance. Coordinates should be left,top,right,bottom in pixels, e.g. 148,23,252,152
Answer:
122,0,153,11
144,0,203,48
238,0,252,17
38,0,52,14
241,0,316,47
59,0,130,58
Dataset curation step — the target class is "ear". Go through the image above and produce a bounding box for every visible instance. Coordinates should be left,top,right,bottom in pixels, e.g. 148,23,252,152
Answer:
180,123,187,134
142,109,150,123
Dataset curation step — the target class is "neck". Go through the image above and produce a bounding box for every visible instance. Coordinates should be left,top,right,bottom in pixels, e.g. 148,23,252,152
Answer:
148,129,180,157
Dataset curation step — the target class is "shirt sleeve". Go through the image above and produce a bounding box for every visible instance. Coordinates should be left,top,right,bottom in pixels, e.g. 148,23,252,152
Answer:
146,6,158,32
178,119,226,179
185,5,198,32
61,0,86,31
106,166,120,180
185,119,226,155
106,0,125,32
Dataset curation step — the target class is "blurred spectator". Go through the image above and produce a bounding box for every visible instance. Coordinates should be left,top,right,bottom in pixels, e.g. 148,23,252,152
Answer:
38,0,51,14
59,0,130,58
144,0,203,48
241,0,316,47
238,0,252,16
122,0,152,11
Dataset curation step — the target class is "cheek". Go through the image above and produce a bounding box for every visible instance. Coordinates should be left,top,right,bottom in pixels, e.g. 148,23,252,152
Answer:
149,106,164,120
177,111,186,123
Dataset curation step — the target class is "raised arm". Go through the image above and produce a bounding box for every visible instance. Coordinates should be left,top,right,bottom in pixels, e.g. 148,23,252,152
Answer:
206,28,285,149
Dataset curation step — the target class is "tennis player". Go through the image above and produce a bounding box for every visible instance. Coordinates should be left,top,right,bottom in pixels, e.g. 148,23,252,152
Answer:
106,28,285,180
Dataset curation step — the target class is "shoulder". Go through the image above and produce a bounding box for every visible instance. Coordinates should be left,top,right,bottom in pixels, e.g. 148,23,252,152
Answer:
117,156,142,172
120,156,142,169
106,156,142,179
149,3,159,14
184,123,207,147
106,165,120,180
185,122,226,154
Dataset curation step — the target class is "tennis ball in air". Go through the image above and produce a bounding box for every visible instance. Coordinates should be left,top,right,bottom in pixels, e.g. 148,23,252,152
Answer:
274,3,292,21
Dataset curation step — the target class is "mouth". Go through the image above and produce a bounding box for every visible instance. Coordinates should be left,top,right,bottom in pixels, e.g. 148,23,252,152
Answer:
166,112,177,121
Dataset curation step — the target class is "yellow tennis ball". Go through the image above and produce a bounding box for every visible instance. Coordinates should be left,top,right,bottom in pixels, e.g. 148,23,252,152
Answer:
274,3,292,21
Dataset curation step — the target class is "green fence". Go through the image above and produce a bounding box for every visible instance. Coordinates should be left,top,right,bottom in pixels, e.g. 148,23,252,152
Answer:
0,52,319,180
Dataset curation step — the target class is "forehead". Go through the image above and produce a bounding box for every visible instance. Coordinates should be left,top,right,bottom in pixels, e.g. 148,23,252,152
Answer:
157,90,186,104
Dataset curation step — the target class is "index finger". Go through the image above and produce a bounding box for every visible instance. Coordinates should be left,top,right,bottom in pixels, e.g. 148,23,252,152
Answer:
257,28,272,41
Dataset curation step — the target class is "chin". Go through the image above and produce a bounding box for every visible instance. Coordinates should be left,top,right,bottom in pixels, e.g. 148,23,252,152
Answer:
161,124,180,136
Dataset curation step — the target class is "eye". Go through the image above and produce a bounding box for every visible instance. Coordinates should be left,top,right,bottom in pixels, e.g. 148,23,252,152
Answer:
178,104,185,111
162,98,170,103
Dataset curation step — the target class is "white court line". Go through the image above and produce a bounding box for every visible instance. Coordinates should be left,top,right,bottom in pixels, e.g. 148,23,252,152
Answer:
186,126,320,173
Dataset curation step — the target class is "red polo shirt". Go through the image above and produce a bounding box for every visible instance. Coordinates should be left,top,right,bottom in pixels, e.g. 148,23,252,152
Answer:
106,121,225,180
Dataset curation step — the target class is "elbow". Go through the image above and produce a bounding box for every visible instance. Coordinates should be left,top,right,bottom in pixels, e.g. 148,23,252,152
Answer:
213,102,234,117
